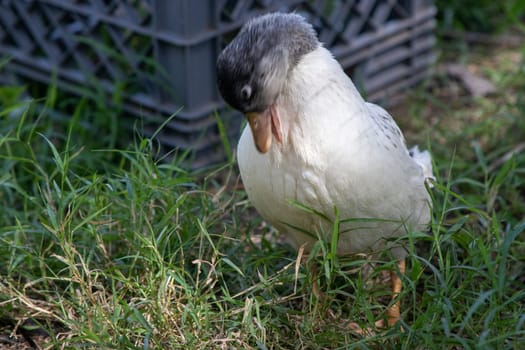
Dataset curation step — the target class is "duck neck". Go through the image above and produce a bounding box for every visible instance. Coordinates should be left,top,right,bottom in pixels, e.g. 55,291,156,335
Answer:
270,46,369,166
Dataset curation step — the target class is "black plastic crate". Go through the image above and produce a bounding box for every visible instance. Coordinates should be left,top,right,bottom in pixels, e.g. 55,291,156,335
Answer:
0,0,436,166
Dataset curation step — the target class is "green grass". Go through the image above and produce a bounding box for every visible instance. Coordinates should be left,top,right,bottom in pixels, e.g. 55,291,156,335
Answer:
1,38,525,350
436,0,525,33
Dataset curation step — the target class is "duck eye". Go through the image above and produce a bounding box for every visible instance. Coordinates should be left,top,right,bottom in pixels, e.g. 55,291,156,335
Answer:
240,85,252,101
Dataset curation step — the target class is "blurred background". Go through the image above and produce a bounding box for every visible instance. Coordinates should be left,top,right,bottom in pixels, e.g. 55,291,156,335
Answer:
1,0,523,167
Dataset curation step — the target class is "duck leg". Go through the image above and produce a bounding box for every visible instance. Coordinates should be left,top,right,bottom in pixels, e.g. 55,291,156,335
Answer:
385,259,406,327
349,258,406,334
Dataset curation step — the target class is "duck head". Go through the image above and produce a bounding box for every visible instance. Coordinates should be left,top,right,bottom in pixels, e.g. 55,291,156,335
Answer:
217,13,319,153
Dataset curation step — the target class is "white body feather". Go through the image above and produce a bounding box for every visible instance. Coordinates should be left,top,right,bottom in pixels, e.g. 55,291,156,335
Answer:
238,46,432,259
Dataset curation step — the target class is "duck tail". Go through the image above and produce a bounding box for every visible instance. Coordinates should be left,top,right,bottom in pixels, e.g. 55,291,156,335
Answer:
409,145,435,187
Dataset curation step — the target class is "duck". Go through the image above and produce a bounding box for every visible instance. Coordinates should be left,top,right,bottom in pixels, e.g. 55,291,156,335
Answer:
216,12,434,329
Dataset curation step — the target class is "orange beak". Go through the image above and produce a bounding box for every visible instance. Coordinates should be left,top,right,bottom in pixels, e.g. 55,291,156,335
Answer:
245,104,282,154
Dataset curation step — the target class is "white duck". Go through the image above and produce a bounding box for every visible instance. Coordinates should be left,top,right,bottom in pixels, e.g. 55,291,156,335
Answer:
217,12,433,328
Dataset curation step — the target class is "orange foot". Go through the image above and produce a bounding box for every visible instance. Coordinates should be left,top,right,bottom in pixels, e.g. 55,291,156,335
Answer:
348,259,406,336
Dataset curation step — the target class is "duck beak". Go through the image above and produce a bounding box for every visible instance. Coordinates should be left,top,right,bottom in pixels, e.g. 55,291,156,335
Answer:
246,104,282,154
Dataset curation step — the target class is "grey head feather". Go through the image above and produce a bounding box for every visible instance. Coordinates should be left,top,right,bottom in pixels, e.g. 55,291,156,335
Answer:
217,13,319,113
